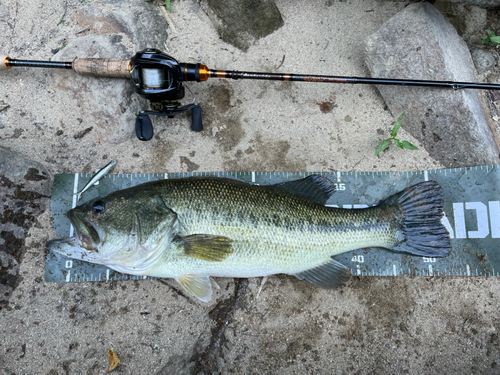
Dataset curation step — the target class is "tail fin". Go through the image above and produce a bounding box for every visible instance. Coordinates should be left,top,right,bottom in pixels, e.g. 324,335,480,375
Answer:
381,181,451,258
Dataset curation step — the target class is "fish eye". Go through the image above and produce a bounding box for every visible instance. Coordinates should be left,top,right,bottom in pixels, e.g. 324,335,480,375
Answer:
92,201,105,214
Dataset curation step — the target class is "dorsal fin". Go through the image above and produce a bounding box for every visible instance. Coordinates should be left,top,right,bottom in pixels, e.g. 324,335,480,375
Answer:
273,175,336,205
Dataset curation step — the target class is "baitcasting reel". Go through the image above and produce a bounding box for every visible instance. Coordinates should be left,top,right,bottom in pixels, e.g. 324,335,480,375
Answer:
130,49,204,140
3,48,500,141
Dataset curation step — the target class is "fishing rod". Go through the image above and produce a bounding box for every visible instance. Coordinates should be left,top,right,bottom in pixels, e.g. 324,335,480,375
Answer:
2,48,500,141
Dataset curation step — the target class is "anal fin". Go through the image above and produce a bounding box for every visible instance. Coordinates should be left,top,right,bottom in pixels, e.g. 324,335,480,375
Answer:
176,274,213,302
294,258,351,289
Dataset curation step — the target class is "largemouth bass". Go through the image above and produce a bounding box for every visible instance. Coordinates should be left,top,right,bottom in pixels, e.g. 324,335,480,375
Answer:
47,176,451,302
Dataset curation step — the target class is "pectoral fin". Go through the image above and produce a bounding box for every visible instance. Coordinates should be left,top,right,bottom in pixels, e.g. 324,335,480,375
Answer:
176,234,233,262
176,274,213,302
294,258,351,289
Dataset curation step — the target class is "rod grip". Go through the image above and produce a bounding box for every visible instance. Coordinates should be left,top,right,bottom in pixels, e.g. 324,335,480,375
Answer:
72,58,131,78
1,56,9,70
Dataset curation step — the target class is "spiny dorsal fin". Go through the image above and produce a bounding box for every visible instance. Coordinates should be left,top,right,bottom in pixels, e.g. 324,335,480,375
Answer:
177,234,233,262
294,258,351,289
274,175,335,205
176,274,212,302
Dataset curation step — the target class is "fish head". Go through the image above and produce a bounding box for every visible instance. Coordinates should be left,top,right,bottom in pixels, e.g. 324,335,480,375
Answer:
48,188,177,273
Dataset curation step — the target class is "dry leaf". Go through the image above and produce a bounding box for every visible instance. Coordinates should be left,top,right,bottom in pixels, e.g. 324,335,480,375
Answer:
107,348,120,373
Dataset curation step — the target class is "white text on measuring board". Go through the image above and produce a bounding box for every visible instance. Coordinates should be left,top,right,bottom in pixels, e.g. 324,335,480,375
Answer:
448,201,500,239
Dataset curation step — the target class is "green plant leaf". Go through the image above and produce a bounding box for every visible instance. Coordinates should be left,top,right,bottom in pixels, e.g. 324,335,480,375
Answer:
486,29,495,37
390,113,404,137
394,139,403,149
401,141,419,150
482,36,491,44
165,0,172,12
375,139,391,156
491,36,500,44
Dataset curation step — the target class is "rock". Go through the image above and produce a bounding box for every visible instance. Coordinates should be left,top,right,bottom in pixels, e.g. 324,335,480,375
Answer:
0,146,51,310
180,156,200,172
433,2,487,39
74,0,168,50
471,48,497,74
207,0,284,51
51,34,148,144
437,0,500,9
365,2,500,167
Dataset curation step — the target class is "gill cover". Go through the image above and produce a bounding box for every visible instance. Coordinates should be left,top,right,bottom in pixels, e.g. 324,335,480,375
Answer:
101,195,178,274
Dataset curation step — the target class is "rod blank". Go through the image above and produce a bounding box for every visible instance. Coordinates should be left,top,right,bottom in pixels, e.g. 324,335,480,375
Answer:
206,69,500,91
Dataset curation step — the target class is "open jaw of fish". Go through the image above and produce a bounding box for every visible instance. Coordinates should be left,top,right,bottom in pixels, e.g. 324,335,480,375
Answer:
48,210,102,262
47,176,452,303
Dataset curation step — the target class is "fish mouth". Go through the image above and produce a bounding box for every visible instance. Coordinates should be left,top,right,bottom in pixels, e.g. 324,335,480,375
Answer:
47,236,101,262
67,209,101,251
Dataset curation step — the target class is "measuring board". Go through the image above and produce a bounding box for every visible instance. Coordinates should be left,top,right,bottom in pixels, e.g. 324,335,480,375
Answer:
45,166,500,283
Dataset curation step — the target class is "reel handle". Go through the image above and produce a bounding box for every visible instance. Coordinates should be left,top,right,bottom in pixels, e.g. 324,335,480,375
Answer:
190,105,203,131
135,103,203,141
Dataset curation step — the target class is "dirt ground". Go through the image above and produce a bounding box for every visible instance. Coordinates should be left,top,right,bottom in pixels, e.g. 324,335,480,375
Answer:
1,0,499,374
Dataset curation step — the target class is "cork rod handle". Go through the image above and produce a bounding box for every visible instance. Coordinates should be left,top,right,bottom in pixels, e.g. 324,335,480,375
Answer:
1,56,10,70
72,58,131,78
